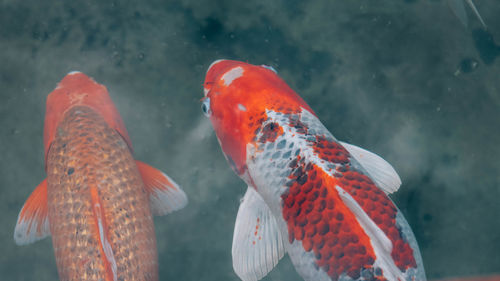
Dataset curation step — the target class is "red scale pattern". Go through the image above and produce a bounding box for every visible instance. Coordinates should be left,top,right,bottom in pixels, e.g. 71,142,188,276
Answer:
258,122,284,143
312,136,417,271
281,158,379,280
288,116,309,135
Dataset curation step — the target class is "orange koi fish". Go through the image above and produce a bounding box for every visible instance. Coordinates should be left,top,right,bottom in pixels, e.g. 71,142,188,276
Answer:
14,72,187,281
202,60,426,281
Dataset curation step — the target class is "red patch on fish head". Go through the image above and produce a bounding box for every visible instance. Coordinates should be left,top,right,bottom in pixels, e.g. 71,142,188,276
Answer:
203,59,315,175
44,72,132,164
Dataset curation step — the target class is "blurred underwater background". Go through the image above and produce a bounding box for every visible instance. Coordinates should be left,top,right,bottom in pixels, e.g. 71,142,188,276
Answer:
0,0,499,280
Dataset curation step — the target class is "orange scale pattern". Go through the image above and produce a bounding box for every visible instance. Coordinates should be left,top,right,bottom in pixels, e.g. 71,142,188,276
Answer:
47,106,158,281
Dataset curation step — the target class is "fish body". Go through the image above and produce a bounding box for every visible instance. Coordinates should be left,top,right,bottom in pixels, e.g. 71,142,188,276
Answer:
14,72,187,281
202,60,426,281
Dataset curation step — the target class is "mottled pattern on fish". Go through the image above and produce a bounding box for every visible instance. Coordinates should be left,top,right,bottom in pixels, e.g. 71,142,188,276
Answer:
203,60,425,281
47,106,157,281
313,138,416,270
247,109,420,281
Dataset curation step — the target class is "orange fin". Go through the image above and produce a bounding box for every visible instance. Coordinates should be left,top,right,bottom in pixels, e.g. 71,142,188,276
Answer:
136,161,188,216
14,179,50,245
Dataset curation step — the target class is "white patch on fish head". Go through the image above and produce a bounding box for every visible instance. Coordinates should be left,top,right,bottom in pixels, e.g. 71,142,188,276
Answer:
221,66,244,86
237,103,247,111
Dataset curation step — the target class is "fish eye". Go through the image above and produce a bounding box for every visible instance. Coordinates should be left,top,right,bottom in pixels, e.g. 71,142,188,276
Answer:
201,97,211,117
260,64,277,73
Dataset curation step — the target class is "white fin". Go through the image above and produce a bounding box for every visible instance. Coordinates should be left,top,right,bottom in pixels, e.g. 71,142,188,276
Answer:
465,0,487,29
340,141,402,194
147,173,188,216
136,161,188,216
14,179,51,245
336,186,404,281
232,187,286,281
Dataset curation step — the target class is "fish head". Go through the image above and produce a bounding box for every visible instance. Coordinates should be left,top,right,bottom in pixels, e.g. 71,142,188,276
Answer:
202,59,314,176
44,71,132,163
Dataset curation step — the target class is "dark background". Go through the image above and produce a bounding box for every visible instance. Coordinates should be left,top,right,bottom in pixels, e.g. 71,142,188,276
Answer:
1,0,499,280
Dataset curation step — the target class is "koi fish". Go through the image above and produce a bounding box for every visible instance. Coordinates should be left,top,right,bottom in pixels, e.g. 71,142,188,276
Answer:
14,72,187,281
202,60,426,281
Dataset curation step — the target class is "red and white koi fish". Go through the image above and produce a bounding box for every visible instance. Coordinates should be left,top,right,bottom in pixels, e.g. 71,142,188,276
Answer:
14,72,187,281
202,60,426,281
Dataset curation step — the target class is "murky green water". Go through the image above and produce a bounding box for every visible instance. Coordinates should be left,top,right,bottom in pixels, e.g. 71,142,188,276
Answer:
1,1,499,280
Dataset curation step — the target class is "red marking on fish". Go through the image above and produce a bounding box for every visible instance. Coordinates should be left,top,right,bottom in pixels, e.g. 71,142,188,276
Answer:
282,160,378,280
311,136,416,271
258,122,284,143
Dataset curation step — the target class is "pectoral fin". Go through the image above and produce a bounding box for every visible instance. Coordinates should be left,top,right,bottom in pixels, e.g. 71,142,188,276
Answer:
14,179,50,245
340,141,402,194
232,187,285,281
136,161,188,216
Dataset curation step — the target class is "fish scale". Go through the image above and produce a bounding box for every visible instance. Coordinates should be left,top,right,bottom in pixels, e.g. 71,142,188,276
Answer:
15,72,187,281
249,108,424,281
311,136,417,271
250,110,417,280
283,159,378,280
249,111,388,280
47,106,157,281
